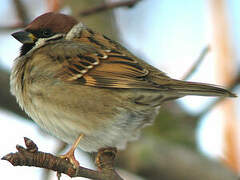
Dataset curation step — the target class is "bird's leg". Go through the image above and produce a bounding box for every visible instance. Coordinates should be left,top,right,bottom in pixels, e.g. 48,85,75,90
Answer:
95,147,117,170
60,133,84,168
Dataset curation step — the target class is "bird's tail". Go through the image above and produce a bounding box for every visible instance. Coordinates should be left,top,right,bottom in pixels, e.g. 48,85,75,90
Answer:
160,79,237,97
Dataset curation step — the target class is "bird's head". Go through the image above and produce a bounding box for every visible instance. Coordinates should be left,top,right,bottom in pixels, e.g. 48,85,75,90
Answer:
12,12,78,56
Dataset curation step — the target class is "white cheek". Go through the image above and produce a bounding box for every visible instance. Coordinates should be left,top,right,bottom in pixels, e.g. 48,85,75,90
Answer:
66,22,85,40
34,38,45,47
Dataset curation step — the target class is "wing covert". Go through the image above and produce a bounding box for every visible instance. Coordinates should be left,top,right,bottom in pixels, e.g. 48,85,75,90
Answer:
47,40,159,89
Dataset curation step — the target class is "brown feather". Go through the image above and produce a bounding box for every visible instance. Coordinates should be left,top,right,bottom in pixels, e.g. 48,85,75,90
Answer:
24,14,235,96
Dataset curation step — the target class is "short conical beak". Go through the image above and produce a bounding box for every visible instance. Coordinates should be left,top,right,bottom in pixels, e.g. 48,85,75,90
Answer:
11,31,36,44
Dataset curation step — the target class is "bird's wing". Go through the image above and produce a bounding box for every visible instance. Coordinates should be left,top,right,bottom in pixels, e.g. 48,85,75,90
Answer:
45,40,161,89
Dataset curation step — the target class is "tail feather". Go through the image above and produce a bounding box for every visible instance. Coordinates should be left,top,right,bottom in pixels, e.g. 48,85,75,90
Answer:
163,79,237,97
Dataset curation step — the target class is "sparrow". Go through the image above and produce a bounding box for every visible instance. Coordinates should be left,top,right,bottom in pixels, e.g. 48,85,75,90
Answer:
10,12,236,166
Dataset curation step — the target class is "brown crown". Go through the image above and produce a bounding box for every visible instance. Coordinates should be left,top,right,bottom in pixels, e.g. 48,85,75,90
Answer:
25,12,78,34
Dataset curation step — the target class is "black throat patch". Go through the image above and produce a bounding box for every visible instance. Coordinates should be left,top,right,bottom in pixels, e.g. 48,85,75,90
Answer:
20,43,35,56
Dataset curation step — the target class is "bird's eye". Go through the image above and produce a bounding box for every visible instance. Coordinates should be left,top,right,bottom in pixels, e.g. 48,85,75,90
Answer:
42,29,53,38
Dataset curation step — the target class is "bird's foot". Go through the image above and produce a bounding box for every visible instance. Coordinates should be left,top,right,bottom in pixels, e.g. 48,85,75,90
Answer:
60,149,80,168
59,134,84,168
95,147,117,170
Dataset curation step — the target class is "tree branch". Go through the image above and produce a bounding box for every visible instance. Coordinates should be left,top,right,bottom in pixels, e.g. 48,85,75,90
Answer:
79,0,142,16
13,0,29,23
0,0,30,31
0,68,28,119
182,45,210,80
2,137,123,180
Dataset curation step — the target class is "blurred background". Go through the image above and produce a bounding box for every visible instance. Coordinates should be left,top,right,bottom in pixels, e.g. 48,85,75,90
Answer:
0,0,239,179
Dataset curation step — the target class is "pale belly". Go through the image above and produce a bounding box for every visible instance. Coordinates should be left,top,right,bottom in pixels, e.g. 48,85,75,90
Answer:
21,85,158,152
28,101,157,152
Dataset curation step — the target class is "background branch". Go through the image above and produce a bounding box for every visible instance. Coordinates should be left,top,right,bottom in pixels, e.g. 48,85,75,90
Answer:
13,0,29,24
182,45,210,80
79,0,142,16
0,0,29,31
0,67,28,119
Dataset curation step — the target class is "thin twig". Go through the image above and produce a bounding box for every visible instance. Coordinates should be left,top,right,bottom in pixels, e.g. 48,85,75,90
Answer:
79,0,141,16
182,45,238,119
0,24,26,32
182,46,210,80
0,0,29,31
13,0,29,25
2,137,123,180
